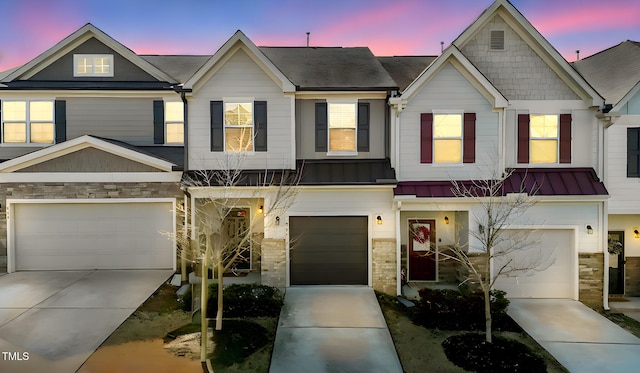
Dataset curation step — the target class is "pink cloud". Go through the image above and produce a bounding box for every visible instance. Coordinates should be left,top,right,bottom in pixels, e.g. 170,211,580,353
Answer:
526,3,640,36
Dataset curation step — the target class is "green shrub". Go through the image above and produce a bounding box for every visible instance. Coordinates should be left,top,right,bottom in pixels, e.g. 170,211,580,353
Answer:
211,320,269,368
413,288,512,330
206,283,284,318
442,333,546,373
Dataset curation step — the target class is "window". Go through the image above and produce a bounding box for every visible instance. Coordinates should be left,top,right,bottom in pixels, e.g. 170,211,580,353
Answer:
629,128,640,177
420,112,475,164
490,30,505,50
518,114,571,164
433,114,462,163
74,54,113,77
165,102,184,143
2,101,54,144
328,103,356,152
530,115,558,163
225,102,253,151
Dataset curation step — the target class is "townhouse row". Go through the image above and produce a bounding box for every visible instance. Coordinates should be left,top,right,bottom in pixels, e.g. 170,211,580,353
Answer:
0,0,638,308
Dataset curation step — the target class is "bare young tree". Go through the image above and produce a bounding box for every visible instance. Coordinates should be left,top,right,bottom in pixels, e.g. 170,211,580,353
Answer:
170,154,299,364
436,167,550,343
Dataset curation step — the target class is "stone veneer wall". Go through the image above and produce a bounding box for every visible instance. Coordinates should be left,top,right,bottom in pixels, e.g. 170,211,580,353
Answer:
625,257,640,296
372,238,396,295
0,182,183,272
579,253,604,307
260,238,286,288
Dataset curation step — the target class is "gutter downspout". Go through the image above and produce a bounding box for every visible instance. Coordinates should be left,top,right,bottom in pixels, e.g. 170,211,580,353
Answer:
603,200,609,310
179,90,189,171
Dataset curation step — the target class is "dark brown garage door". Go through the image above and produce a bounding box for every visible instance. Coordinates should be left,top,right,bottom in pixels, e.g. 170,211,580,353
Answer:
290,216,368,285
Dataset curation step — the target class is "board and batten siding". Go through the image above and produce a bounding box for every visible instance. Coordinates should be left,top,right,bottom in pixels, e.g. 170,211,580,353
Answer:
188,48,293,170
66,97,155,145
398,63,499,181
295,99,386,159
503,102,599,169
607,115,640,213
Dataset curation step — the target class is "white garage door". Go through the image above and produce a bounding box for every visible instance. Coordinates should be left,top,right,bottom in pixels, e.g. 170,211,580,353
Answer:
14,202,174,270
493,229,574,299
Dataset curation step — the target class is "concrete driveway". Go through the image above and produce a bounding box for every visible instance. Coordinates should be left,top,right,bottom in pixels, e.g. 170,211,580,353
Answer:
509,299,640,373
0,270,173,373
270,286,402,373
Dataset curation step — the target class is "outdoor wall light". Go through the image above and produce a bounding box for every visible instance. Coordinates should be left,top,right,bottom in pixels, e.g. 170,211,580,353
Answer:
275,216,280,226
634,228,640,239
258,205,264,214
444,216,450,225
376,215,383,225
586,225,594,235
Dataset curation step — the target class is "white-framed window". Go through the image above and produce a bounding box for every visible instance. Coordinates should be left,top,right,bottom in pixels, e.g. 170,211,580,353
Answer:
165,102,184,144
74,54,113,77
328,102,356,153
2,100,54,144
224,102,253,152
530,114,558,163
433,113,462,163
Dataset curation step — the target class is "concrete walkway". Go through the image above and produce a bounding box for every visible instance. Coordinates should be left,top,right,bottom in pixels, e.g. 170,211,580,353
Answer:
0,270,173,373
509,299,640,373
270,286,402,373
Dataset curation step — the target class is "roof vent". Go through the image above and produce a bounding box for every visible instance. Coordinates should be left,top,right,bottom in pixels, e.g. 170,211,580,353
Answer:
490,30,505,50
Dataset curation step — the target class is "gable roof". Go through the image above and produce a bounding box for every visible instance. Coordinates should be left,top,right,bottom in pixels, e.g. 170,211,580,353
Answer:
399,45,508,108
452,0,602,107
183,30,295,93
573,41,640,112
260,47,397,90
2,23,177,84
376,56,436,91
0,135,177,173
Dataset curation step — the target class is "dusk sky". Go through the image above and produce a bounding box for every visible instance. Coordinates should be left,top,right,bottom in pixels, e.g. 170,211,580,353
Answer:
0,0,638,72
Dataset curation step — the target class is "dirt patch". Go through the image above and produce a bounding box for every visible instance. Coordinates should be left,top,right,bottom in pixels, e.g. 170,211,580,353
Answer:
379,297,568,373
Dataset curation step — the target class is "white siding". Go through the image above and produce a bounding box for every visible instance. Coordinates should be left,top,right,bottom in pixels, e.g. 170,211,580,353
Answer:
398,62,499,181
188,48,293,170
607,115,640,213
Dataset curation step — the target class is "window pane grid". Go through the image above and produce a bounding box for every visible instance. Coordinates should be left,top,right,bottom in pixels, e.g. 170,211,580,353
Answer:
530,114,558,163
433,114,462,163
224,103,253,151
328,103,356,152
2,101,54,144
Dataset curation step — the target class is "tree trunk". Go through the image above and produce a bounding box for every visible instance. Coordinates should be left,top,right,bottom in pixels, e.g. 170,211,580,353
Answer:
484,286,492,343
216,260,224,330
200,254,208,363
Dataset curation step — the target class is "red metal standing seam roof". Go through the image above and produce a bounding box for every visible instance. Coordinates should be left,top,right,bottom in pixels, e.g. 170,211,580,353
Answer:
394,168,608,197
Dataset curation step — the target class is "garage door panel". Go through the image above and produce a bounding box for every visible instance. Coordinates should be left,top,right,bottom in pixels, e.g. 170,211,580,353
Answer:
14,202,173,271
290,216,368,285
493,229,573,299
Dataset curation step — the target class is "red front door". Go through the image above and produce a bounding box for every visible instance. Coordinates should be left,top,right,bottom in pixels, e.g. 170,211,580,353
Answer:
408,219,436,281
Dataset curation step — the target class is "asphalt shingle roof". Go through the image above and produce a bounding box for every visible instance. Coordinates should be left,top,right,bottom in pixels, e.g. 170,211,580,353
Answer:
376,56,436,91
260,47,398,90
573,41,640,106
140,55,210,83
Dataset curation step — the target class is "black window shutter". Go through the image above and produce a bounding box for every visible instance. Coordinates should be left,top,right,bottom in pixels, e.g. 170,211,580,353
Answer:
210,101,224,151
315,102,327,152
420,113,433,163
628,128,640,177
153,100,164,144
54,100,66,143
254,101,267,152
0,100,2,143
357,102,370,152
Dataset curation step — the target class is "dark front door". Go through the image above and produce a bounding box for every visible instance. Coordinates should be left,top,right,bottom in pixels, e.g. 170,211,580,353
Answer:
608,231,625,294
289,216,368,285
408,219,436,281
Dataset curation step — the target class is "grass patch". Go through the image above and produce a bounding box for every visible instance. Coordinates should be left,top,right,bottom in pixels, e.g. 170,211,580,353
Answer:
442,333,546,373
